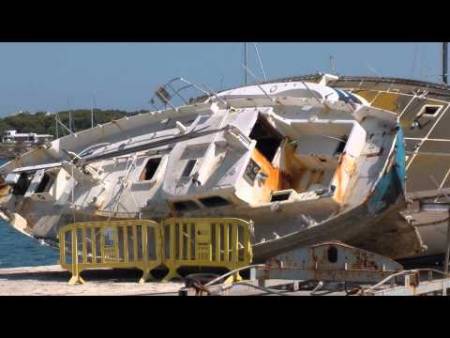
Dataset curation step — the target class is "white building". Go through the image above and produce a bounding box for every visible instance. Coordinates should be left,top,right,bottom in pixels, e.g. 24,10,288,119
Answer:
1,130,54,144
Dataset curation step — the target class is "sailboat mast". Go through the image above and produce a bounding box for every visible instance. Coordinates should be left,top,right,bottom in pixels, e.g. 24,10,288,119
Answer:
443,42,448,85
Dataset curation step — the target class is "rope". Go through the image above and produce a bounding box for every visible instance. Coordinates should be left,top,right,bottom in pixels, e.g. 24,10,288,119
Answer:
107,155,138,221
204,264,265,287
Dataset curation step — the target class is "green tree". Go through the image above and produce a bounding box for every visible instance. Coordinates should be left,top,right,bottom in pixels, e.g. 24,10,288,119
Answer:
0,109,142,138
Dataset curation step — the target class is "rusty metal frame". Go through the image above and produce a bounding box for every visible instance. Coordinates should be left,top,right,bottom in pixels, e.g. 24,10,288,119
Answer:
254,241,403,285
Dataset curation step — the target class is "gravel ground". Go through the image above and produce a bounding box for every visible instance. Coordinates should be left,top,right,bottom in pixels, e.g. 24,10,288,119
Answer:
0,265,184,296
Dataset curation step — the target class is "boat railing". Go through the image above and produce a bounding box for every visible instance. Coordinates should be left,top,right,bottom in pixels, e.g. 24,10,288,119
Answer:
361,268,450,296
149,77,216,111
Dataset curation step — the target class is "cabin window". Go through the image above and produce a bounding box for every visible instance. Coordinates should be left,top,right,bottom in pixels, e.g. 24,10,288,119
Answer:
270,190,292,202
419,104,443,118
12,173,31,196
173,200,200,212
182,159,197,177
199,196,231,208
35,173,51,193
249,115,284,162
334,135,348,155
140,157,162,181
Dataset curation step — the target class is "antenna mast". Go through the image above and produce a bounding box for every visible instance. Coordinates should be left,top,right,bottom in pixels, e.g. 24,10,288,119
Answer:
244,43,248,85
443,42,448,85
55,113,58,138
91,94,96,129
67,98,73,133
330,55,336,74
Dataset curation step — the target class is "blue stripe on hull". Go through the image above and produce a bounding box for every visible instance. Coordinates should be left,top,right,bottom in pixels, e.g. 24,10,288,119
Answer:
368,127,406,215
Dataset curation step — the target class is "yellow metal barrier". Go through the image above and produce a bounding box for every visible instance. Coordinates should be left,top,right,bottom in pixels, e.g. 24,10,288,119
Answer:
161,218,253,282
59,220,161,285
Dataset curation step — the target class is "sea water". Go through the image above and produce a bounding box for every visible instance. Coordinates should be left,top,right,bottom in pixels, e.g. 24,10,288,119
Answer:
0,219,59,268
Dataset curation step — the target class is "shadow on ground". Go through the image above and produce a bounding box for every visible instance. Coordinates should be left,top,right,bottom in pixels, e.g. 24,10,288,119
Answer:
0,268,145,283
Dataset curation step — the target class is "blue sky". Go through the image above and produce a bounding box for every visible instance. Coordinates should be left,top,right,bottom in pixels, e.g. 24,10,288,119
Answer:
0,43,444,116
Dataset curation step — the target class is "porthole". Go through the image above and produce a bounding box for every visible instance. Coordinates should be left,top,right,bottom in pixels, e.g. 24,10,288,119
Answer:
327,246,338,263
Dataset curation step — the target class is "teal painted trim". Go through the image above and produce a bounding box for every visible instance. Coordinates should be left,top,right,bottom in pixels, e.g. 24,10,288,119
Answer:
367,126,406,215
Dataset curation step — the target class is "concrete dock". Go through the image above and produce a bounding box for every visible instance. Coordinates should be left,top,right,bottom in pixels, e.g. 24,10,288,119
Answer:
0,265,183,296
0,265,338,296
2,264,449,296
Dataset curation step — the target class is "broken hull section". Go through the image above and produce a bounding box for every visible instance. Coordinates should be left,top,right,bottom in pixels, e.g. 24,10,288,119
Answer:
254,129,414,261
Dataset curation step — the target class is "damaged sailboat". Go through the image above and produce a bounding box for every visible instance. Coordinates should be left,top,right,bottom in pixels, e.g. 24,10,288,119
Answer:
0,74,418,261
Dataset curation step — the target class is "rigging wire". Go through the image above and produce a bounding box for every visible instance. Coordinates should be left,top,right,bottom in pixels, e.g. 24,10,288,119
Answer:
253,43,267,81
